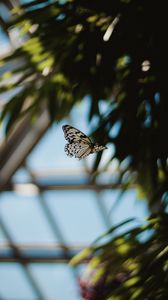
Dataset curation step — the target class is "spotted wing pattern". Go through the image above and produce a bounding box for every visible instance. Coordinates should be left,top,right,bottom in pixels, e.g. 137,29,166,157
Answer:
64,143,92,160
62,125,93,159
62,125,107,159
62,125,91,144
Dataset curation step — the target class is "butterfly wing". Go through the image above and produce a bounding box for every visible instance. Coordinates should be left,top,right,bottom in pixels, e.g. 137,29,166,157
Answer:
62,125,100,159
65,143,92,159
62,125,91,144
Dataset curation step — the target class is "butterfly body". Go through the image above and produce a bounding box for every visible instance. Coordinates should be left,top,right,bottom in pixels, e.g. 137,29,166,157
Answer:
62,125,107,159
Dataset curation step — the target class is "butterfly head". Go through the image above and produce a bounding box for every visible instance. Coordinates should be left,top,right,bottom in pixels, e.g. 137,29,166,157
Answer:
93,143,108,153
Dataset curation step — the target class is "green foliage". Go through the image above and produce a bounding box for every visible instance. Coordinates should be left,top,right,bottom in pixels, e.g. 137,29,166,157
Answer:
71,214,168,300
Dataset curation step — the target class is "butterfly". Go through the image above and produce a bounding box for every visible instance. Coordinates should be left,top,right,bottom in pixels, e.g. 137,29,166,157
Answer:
62,125,107,159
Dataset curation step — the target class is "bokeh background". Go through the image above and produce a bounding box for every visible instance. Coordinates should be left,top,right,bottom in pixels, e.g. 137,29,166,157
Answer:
1,1,168,300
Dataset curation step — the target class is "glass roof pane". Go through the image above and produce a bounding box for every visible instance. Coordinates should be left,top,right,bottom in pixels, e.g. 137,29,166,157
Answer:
30,263,81,300
0,227,7,243
0,263,37,300
45,190,106,244
0,3,10,22
103,189,149,232
12,167,32,183
0,27,10,58
0,192,58,244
